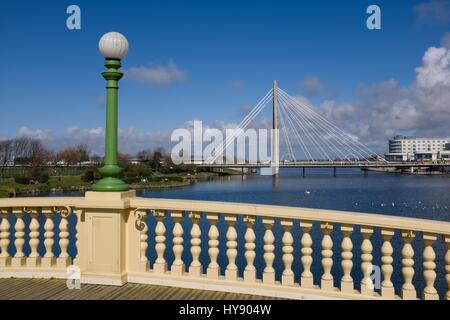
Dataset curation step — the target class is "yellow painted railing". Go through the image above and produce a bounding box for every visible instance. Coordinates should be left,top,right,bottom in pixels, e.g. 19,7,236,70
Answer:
0,191,449,300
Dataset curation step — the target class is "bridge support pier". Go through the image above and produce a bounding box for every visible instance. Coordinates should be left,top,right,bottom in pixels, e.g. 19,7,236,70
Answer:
333,167,336,177
302,167,305,177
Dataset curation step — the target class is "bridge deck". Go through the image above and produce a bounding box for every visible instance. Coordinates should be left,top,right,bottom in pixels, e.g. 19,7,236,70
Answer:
0,278,277,300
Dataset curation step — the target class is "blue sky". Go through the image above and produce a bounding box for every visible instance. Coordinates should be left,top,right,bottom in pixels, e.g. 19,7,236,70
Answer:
1,0,449,154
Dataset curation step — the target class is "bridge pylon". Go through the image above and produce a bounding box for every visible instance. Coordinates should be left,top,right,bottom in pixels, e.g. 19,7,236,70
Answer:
272,80,280,175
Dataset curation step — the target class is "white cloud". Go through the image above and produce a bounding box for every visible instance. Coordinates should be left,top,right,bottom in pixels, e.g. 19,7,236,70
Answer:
123,60,186,86
416,46,450,88
285,43,450,152
414,0,450,24
18,127,52,140
441,32,450,48
301,76,326,97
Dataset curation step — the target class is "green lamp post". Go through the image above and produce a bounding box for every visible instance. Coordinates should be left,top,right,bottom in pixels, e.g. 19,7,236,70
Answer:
92,32,129,192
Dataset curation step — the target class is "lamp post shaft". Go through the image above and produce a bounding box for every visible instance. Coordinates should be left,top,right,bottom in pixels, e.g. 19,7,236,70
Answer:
104,59,121,166
92,58,129,192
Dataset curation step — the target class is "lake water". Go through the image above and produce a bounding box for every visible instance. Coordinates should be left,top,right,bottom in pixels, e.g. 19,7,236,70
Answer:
16,169,450,298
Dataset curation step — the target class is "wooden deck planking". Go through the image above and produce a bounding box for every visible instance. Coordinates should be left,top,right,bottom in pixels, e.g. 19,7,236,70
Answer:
0,278,279,300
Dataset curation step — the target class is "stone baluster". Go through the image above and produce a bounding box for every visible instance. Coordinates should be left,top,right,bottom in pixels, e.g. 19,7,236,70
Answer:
41,208,56,268
340,224,354,293
321,222,334,290
300,221,314,288
153,210,167,273
262,218,275,284
360,226,374,296
57,210,70,268
171,211,185,275
26,209,41,267
11,209,25,267
445,236,450,300
422,233,438,300
401,230,416,300
225,214,238,281
244,216,256,282
189,211,202,277
137,210,149,272
207,213,220,279
380,228,395,298
281,219,294,286
0,209,11,267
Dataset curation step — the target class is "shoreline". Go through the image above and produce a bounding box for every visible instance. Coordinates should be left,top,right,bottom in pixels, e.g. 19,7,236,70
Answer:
0,171,237,198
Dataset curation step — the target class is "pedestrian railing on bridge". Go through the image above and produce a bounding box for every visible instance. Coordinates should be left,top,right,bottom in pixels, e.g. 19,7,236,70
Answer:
0,191,449,300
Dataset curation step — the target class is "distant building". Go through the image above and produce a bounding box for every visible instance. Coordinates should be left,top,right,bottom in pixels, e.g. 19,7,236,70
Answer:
385,135,450,161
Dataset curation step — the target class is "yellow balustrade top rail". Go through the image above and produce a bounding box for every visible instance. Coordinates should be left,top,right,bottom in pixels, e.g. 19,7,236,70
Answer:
1,196,449,235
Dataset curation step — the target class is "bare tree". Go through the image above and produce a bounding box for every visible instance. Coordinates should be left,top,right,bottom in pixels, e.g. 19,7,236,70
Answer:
76,143,90,162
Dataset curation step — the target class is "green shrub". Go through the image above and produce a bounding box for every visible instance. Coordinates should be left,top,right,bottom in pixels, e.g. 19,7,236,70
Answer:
82,170,98,182
14,176,31,184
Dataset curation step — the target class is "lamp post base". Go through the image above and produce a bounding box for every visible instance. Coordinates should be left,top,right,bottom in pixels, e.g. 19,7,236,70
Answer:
92,177,129,192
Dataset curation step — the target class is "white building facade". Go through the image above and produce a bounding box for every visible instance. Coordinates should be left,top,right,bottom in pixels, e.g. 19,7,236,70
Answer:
385,135,450,161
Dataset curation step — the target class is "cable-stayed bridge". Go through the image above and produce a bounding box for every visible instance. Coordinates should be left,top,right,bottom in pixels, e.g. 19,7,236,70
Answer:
198,81,449,173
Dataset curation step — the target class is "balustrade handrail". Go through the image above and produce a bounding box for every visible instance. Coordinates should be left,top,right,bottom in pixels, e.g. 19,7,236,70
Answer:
130,198,450,235
1,196,450,235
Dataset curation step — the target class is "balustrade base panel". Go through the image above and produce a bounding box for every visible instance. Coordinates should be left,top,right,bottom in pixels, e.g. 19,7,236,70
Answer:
153,263,167,274
207,268,220,279
171,264,185,276
301,276,314,288
340,281,354,294
56,257,71,269
381,286,395,299
423,292,439,300
281,274,294,286
263,273,275,285
321,278,334,291
225,269,237,281
401,289,417,300
26,257,41,268
41,257,56,268
0,257,11,268
11,257,25,268
189,266,202,277
80,272,128,286
126,271,393,300
139,261,149,273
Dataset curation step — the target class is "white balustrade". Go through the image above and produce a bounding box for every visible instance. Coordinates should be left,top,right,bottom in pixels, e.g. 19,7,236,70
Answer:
0,197,450,300
401,230,416,300
27,209,41,267
300,221,314,288
380,228,395,298
153,209,167,273
360,226,374,296
171,210,184,275
0,209,11,267
57,212,70,268
11,209,25,267
262,218,275,284
340,224,353,293
422,233,438,300
281,219,294,286
321,222,334,291
42,208,56,268
445,236,450,300
207,213,220,279
189,211,202,277
243,215,256,282
225,214,238,281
